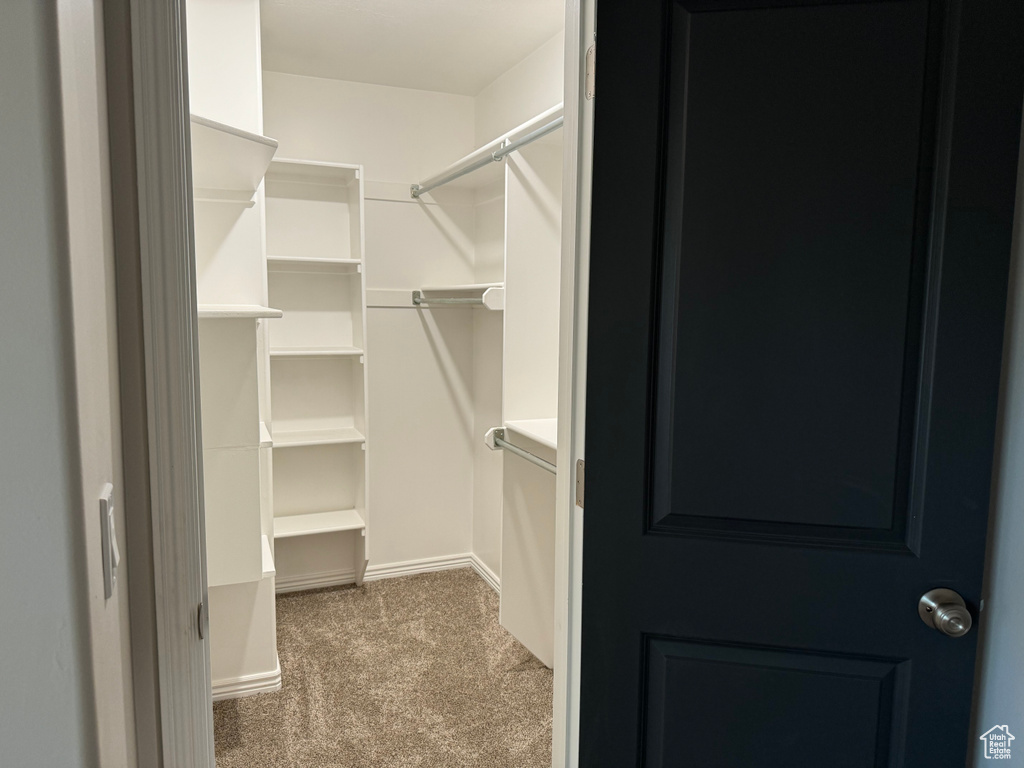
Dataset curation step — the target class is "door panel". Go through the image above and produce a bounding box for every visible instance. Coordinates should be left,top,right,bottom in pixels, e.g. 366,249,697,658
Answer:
654,0,933,538
643,639,909,767
581,0,1024,765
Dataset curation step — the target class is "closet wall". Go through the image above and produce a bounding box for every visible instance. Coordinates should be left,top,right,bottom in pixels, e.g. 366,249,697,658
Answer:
262,30,563,590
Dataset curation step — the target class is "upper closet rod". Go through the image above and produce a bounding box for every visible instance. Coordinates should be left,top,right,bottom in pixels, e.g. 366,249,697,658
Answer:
410,104,564,199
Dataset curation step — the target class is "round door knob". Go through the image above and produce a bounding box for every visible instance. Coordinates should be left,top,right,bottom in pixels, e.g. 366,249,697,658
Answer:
919,588,973,638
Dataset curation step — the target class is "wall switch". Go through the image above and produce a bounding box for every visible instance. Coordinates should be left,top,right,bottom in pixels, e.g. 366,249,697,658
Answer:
99,483,119,599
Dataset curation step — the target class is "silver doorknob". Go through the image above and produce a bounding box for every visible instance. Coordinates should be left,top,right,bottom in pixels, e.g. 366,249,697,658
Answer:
919,589,972,638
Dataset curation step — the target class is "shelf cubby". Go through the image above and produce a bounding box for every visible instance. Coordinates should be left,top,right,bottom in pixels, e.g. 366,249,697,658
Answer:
265,158,362,262
204,446,263,587
272,443,366,517
267,270,364,350
197,318,261,450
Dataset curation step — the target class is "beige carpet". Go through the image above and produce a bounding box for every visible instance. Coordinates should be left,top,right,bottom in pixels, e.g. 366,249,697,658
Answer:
213,568,553,768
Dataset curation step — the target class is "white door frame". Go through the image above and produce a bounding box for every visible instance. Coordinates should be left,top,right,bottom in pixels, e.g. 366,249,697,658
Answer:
111,0,593,764
106,0,214,764
553,0,596,765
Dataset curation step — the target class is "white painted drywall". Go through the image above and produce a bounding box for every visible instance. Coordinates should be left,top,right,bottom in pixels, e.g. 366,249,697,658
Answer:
56,0,138,762
260,0,563,97
0,2,97,765
475,30,564,146
263,71,475,183
972,117,1024,765
186,0,264,132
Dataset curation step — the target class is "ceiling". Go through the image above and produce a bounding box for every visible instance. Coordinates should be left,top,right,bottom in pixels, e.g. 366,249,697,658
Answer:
260,0,564,96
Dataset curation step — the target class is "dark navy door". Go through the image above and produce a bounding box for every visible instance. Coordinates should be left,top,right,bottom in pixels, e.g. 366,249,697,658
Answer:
580,1,1024,765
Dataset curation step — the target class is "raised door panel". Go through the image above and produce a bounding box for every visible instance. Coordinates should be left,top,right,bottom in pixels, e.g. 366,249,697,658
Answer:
651,0,937,548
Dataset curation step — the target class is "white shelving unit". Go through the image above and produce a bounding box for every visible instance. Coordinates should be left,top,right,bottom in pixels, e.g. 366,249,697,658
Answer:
190,113,281,589
265,157,370,587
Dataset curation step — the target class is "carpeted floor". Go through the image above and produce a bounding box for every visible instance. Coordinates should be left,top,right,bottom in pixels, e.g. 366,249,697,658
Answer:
213,568,553,768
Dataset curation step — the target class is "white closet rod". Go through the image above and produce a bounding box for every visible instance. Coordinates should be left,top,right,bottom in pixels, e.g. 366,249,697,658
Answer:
490,428,556,474
410,104,564,199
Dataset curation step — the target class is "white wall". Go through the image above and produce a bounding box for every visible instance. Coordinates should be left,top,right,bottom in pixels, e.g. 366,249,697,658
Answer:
475,30,564,146
186,0,263,133
264,72,474,183
0,1,117,765
56,0,137,763
973,116,1024,763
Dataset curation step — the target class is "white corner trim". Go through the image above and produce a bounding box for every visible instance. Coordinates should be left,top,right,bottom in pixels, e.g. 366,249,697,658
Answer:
211,658,282,702
274,552,501,595
469,554,501,593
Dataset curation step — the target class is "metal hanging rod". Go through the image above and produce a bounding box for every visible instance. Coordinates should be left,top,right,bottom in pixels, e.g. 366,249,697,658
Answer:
491,428,556,475
411,290,483,306
411,115,564,199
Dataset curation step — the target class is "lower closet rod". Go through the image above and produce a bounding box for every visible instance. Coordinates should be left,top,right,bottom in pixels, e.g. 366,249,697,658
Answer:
412,291,483,306
492,428,556,474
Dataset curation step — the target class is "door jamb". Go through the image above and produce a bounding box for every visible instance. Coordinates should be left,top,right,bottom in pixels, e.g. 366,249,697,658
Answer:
104,0,214,764
554,0,595,765
109,0,592,763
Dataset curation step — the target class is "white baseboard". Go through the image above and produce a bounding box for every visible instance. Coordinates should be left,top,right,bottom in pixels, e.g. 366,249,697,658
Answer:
211,657,282,701
363,552,475,581
469,553,500,593
275,552,501,594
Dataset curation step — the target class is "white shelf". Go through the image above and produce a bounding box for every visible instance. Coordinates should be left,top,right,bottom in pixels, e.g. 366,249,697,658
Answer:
268,157,360,185
505,418,558,451
190,114,278,197
194,193,256,209
267,256,362,274
270,346,363,359
416,283,505,311
272,426,366,448
197,304,283,319
420,282,502,292
273,508,365,539
259,421,273,448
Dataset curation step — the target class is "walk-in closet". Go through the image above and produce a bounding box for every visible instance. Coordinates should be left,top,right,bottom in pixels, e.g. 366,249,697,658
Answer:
186,0,568,762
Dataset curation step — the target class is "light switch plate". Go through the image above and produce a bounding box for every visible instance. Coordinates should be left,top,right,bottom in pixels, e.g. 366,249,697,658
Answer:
99,483,118,599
